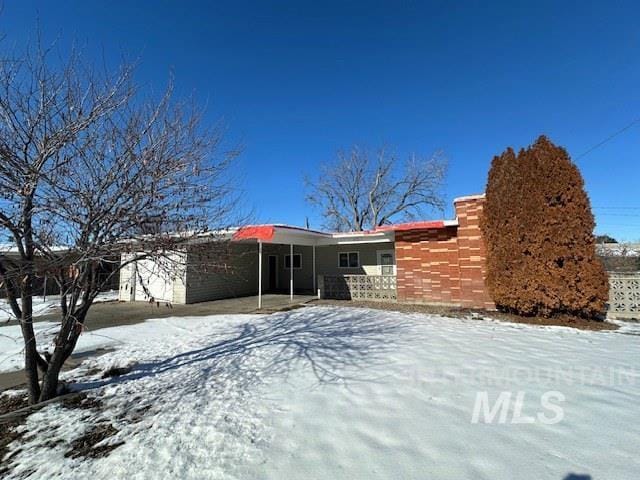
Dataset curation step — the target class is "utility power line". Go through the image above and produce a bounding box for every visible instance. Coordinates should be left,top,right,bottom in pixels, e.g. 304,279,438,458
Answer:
595,213,640,217
576,116,640,160
592,207,640,210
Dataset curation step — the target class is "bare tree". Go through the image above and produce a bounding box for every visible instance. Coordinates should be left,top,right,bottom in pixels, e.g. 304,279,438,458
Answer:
305,146,447,231
0,42,239,403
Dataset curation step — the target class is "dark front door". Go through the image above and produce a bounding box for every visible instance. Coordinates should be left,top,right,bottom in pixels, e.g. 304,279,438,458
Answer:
268,255,277,291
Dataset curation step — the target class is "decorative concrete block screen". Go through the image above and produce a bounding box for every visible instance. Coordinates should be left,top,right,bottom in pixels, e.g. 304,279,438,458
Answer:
320,275,397,302
608,272,640,320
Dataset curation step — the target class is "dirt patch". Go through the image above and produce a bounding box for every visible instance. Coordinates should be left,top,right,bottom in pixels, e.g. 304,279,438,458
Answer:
118,404,152,424
0,417,26,476
64,423,124,459
0,392,29,416
1,386,151,475
313,299,619,331
101,365,132,379
61,392,103,411
480,311,618,331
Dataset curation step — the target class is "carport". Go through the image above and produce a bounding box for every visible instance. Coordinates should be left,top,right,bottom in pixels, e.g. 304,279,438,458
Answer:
232,225,327,308
232,224,395,309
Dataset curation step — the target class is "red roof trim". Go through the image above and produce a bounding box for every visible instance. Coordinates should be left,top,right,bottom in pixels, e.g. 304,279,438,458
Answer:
232,225,276,241
232,220,450,241
374,221,446,232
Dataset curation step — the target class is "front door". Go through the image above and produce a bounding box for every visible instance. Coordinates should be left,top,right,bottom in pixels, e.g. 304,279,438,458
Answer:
268,255,277,291
377,250,396,275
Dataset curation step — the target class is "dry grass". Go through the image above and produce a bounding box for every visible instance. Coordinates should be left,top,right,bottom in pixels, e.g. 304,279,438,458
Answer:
0,393,29,476
64,423,123,459
312,299,618,331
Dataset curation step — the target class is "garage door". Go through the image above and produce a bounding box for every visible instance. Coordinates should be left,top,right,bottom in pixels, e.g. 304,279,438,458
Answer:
134,259,174,302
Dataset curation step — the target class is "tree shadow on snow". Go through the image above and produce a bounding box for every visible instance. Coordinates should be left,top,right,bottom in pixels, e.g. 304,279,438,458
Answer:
562,475,591,480
76,306,413,396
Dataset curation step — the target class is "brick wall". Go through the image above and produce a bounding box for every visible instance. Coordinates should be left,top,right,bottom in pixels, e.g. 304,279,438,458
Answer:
395,195,495,310
396,226,461,305
455,196,495,309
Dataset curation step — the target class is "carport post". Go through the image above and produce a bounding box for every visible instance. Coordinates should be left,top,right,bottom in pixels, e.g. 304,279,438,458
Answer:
312,245,316,293
290,243,294,302
258,241,263,309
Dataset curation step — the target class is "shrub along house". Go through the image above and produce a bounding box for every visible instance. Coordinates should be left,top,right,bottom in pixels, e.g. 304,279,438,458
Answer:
119,194,495,310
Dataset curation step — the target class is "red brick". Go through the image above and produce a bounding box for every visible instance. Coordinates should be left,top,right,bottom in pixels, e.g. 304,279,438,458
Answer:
395,196,495,309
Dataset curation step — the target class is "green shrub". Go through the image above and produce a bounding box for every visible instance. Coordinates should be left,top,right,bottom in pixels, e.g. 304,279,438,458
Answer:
481,135,608,318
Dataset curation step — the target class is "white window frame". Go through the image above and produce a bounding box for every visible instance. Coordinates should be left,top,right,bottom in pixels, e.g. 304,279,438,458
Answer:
377,249,396,275
284,253,302,270
338,251,360,269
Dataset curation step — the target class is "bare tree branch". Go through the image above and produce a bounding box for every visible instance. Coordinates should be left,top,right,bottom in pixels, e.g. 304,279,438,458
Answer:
305,145,447,231
0,38,241,403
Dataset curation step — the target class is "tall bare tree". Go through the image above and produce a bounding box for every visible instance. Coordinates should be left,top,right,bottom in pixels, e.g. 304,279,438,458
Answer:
305,146,447,231
0,42,239,403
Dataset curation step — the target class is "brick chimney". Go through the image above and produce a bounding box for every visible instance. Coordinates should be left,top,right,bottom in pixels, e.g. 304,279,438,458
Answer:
453,195,495,309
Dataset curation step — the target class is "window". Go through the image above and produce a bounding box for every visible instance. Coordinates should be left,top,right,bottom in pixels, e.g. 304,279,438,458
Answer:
338,252,360,268
284,254,302,269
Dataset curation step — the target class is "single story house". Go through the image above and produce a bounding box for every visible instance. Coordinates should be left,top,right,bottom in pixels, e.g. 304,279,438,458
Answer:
119,194,495,309
0,245,119,298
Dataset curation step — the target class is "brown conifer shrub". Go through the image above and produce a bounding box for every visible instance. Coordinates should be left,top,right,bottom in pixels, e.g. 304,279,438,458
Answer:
481,135,609,318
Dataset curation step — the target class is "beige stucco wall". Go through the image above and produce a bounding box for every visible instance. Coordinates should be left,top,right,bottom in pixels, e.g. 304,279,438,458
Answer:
315,243,395,277
257,242,395,294
184,243,258,304
259,244,314,292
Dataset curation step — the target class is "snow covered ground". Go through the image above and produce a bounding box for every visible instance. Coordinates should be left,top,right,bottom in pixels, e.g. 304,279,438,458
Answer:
0,290,119,322
0,291,120,373
2,306,639,479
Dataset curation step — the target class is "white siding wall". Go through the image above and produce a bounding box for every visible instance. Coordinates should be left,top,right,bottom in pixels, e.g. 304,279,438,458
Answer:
172,268,187,304
119,252,186,303
118,254,136,302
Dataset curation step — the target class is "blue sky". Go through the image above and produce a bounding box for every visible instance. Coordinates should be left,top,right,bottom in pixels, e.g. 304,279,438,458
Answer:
3,1,639,240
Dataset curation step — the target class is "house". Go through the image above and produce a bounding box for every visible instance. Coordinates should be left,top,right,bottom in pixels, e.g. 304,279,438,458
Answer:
119,194,495,309
596,243,640,272
0,245,119,298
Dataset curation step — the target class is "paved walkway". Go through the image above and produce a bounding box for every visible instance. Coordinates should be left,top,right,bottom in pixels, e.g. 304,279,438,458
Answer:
0,294,316,392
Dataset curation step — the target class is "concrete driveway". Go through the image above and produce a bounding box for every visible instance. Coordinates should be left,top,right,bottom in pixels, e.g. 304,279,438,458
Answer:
6,294,317,330
1,294,316,392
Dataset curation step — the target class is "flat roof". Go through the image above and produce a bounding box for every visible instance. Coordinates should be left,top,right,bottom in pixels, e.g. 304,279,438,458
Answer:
232,218,459,245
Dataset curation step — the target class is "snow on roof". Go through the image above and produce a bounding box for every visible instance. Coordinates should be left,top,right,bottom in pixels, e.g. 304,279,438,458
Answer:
597,243,640,257
0,243,70,254
453,193,486,203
